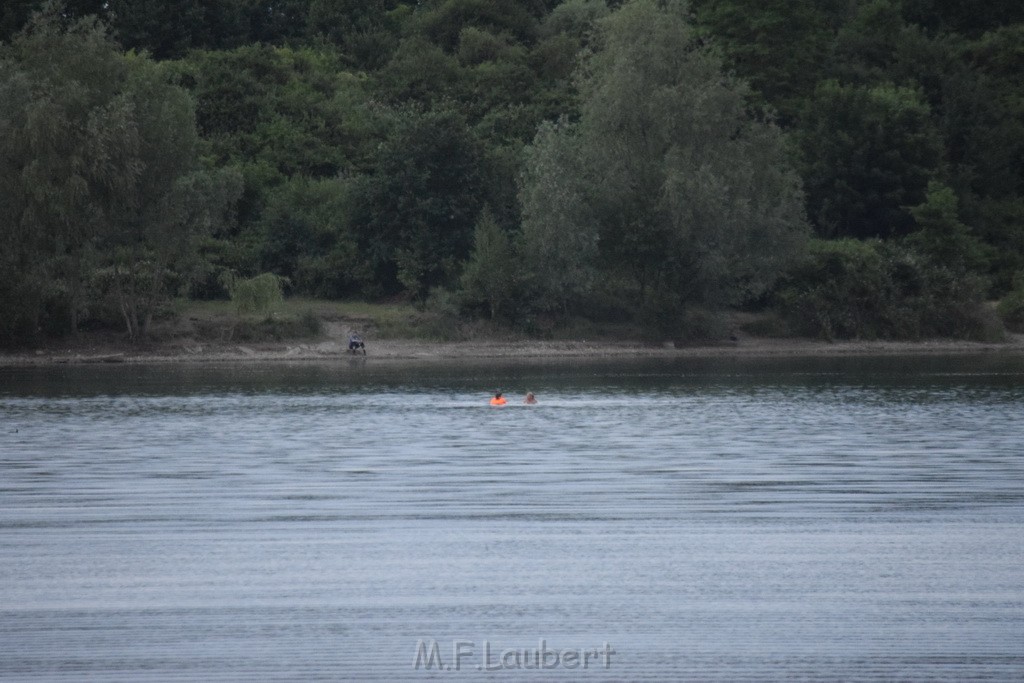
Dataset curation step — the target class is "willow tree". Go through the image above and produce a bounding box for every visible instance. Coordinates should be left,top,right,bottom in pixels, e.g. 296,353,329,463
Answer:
0,3,132,342
95,54,241,341
520,0,809,333
518,118,598,315
0,1,240,343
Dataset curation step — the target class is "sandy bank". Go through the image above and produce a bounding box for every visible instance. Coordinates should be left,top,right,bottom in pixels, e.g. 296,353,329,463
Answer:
3,333,1023,367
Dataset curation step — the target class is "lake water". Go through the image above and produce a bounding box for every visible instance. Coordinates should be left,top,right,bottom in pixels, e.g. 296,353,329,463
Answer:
1,355,1023,681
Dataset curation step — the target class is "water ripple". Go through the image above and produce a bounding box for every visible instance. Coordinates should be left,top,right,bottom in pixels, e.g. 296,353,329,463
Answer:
1,357,1023,680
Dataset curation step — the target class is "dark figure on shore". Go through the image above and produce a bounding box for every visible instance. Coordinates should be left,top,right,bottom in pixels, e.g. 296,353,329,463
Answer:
348,333,366,354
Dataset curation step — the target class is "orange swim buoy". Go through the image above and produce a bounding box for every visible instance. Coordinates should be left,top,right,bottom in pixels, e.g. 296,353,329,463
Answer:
490,392,507,405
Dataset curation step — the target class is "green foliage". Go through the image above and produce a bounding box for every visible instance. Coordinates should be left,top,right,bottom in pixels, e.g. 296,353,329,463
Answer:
907,181,989,274
997,289,1024,333
175,45,376,177
1,0,107,42
0,2,239,343
105,0,214,59
690,0,1023,293
95,58,243,341
459,207,518,320
0,1,35,42
372,303,467,341
950,26,1024,291
829,0,907,84
0,3,126,342
690,0,832,120
407,0,538,53
374,36,463,106
528,31,581,84
354,106,486,300
307,0,403,68
996,271,1024,333
457,26,512,65
902,0,1024,38
194,308,323,342
778,239,891,339
798,80,944,239
230,311,322,342
540,0,608,40
4,0,1024,347
778,239,998,341
166,44,378,294
257,177,365,298
956,28,1024,201
458,32,537,128
521,0,809,333
588,0,809,308
968,196,1024,295
221,272,287,315
518,119,598,314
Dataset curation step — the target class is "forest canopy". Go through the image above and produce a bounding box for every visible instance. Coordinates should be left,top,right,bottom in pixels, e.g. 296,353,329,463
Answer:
2,0,1022,345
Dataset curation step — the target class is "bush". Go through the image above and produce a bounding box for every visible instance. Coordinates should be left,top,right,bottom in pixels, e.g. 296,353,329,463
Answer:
777,240,890,340
997,275,1024,332
221,272,287,315
777,239,1000,340
459,208,518,321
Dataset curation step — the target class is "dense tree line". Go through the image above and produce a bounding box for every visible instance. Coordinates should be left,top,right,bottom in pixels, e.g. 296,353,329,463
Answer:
2,0,1022,345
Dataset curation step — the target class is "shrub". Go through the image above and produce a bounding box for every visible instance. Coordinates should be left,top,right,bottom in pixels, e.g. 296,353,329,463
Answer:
459,208,518,321
221,272,287,315
777,239,999,340
776,239,891,340
997,274,1024,332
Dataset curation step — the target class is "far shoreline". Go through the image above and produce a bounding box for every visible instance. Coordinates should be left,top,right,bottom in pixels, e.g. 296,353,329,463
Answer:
3,334,1023,368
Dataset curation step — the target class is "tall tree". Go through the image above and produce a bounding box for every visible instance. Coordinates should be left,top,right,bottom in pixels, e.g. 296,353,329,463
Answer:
906,180,987,274
460,207,518,319
354,106,486,300
170,43,377,278
518,119,598,315
798,80,945,239
690,0,834,121
0,2,240,343
257,176,364,298
521,0,809,330
952,26,1024,289
0,2,130,340
94,55,242,340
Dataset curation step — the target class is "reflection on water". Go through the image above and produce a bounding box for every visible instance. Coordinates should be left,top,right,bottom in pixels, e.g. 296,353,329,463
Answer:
1,356,1023,681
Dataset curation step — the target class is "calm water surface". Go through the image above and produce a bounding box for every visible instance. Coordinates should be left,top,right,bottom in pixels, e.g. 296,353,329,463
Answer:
1,355,1023,681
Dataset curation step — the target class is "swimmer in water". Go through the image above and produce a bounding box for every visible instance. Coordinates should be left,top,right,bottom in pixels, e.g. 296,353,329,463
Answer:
524,392,537,404
490,391,507,406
